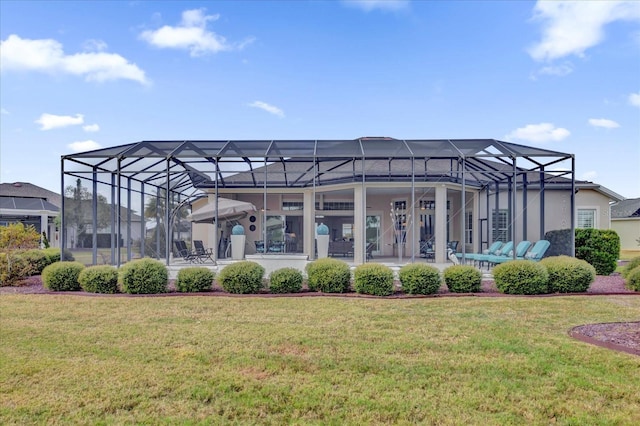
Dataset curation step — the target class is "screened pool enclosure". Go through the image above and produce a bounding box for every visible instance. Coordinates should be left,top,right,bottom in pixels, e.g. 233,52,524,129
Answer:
60,138,576,266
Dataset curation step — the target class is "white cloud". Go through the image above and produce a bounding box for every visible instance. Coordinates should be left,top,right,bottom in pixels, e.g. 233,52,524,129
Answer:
248,101,285,118
629,91,640,107
68,140,101,152
1,108,8,115
342,0,410,12
83,124,100,132
533,62,574,79
528,1,640,61
505,123,570,143
588,118,620,129
0,34,148,84
581,171,598,181
35,113,84,130
82,39,108,52
140,8,254,57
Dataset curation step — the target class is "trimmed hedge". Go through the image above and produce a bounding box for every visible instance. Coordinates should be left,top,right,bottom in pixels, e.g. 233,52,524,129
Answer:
539,255,595,293
118,258,168,294
269,267,303,294
398,263,441,295
626,266,640,292
575,228,620,276
42,261,85,291
20,249,49,275
443,265,482,293
493,260,549,295
305,258,351,293
78,265,119,294
353,263,394,296
176,267,215,292
0,251,34,286
622,257,640,279
217,261,265,294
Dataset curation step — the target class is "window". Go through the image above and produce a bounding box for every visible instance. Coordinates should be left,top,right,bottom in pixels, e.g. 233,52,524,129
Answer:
492,209,508,241
322,201,354,211
282,201,304,211
577,209,596,229
465,211,473,244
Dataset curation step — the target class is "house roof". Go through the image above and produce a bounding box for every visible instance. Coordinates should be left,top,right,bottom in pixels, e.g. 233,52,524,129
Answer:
611,198,640,218
0,196,59,213
0,182,61,208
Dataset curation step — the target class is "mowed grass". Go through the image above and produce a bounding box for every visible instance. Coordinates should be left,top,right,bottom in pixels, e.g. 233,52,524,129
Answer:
1,295,639,425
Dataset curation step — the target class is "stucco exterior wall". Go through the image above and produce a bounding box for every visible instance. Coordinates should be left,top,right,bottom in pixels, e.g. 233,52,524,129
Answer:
611,218,640,251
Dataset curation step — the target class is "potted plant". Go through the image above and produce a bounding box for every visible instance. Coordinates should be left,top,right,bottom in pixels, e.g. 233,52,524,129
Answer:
316,223,330,259
230,224,246,260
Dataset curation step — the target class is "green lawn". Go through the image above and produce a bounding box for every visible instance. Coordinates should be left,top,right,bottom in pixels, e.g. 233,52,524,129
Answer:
1,295,639,425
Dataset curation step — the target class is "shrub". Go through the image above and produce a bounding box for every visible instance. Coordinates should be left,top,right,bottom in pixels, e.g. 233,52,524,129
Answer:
398,263,441,295
353,263,394,296
217,261,265,294
20,249,49,275
176,267,215,292
42,248,75,263
0,223,40,250
626,266,640,292
305,258,351,293
443,265,482,293
42,261,85,291
78,265,119,293
118,258,167,294
622,257,640,279
493,260,549,295
540,255,595,293
269,267,303,294
575,229,620,276
0,251,34,286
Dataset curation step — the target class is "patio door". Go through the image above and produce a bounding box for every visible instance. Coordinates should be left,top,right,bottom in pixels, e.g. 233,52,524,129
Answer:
266,215,285,252
366,215,381,255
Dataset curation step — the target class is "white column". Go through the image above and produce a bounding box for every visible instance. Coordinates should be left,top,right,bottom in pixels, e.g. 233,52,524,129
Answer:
435,185,447,263
40,214,48,248
353,185,365,265
472,190,480,253
303,190,315,259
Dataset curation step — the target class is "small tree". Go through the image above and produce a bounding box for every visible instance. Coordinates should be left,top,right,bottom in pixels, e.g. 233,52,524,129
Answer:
0,223,41,250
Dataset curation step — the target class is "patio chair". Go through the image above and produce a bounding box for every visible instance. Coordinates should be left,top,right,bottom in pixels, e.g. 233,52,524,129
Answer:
474,241,513,269
420,240,435,262
366,242,375,260
174,240,199,263
193,240,215,263
463,241,503,266
254,240,265,253
519,239,551,261
488,240,532,266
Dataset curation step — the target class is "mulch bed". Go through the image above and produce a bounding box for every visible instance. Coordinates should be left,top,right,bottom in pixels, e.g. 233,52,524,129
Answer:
3,274,638,356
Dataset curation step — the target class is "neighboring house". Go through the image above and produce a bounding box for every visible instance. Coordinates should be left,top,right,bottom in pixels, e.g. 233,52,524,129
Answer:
0,182,61,247
610,198,640,251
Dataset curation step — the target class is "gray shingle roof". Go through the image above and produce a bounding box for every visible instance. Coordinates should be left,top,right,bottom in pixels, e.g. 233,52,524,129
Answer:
611,198,640,218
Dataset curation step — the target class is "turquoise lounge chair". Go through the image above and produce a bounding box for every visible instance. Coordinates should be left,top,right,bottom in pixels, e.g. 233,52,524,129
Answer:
518,239,550,261
475,241,513,269
461,241,503,266
488,240,532,266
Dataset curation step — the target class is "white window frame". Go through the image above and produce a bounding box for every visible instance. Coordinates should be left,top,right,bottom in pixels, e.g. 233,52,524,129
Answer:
577,207,599,229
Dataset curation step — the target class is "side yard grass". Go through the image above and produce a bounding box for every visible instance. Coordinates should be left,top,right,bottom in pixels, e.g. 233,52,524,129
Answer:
1,295,639,424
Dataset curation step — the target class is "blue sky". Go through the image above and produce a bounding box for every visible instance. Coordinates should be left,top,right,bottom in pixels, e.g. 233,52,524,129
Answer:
1,0,639,198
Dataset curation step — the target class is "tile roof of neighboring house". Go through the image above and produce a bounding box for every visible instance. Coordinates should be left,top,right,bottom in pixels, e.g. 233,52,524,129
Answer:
611,198,640,218
0,182,62,208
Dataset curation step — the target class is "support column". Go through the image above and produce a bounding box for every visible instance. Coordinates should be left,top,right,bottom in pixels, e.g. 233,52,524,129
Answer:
435,185,447,263
353,185,365,265
303,190,315,259
472,190,480,253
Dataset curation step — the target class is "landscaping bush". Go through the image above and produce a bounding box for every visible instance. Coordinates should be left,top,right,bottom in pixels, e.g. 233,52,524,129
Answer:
305,258,351,293
443,264,482,293
493,260,549,295
20,249,49,275
42,261,85,291
353,263,394,296
625,266,640,292
0,251,34,286
78,265,119,294
217,261,265,294
622,257,640,279
269,267,303,294
575,228,620,276
540,255,595,293
175,267,215,292
118,258,167,294
42,247,75,263
398,263,441,295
